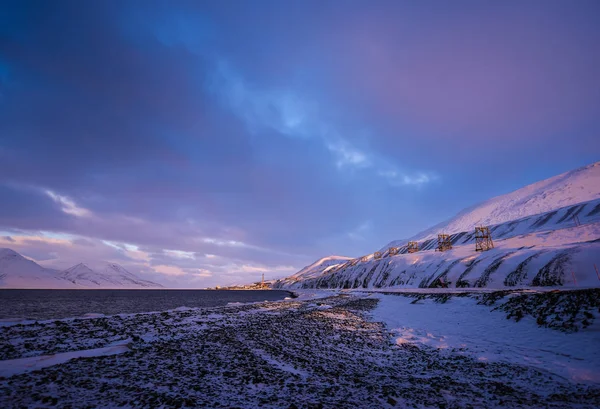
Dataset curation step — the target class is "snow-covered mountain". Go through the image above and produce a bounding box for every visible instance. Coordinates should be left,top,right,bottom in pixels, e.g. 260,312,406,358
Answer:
0,248,76,289
384,161,600,249
275,256,352,288
274,161,600,290
0,249,163,289
61,263,163,288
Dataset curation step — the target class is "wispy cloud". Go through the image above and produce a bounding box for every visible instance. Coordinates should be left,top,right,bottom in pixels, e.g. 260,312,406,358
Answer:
378,170,439,187
326,141,370,169
45,190,92,217
347,220,372,241
164,249,196,260
207,61,434,185
153,264,188,276
207,61,316,138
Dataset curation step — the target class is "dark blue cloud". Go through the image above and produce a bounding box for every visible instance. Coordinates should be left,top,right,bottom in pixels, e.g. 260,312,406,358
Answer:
0,185,71,230
0,0,598,285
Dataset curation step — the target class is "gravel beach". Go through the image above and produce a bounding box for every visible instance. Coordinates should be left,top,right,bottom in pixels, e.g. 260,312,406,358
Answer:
1,294,599,408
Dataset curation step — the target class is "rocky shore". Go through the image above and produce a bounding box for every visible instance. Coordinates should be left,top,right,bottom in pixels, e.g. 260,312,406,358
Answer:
1,294,599,408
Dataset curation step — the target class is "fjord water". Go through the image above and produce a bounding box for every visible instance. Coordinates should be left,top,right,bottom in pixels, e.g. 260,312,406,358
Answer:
0,289,291,320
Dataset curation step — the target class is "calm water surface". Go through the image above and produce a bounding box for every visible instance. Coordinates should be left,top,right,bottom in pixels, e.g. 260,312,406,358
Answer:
0,289,292,320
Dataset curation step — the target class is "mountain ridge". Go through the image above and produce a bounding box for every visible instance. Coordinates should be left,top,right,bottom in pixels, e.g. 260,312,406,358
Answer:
274,161,600,290
397,161,600,245
0,249,163,289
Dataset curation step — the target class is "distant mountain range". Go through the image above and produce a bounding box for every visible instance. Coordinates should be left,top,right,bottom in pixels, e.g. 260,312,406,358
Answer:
60,262,163,288
275,161,600,289
0,248,163,289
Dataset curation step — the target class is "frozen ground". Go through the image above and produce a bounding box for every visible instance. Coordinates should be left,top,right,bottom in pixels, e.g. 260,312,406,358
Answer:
369,291,600,384
1,292,599,408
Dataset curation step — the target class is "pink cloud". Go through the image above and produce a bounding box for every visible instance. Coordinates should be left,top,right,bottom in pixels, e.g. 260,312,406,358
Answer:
326,3,600,149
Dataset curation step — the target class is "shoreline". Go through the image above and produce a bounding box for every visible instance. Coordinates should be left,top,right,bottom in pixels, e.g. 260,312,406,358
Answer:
0,289,293,323
1,292,599,407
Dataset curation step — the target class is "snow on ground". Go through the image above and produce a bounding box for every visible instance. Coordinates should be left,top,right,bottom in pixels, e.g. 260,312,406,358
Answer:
0,339,130,378
369,292,600,384
1,293,600,408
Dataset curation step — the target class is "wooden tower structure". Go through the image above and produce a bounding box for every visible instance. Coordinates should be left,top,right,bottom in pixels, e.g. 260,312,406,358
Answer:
407,241,419,253
373,251,382,260
436,234,452,252
475,226,494,252
388,247,400,256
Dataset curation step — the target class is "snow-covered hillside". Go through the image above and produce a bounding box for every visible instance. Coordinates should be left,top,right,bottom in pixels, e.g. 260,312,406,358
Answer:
274,162,600,290
386,161,600,248
60,263,163,288
0,249,163,289
0,248,76,289
275,256,352,288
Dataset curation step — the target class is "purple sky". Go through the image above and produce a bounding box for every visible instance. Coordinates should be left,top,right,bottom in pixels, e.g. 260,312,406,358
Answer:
1,0,599,287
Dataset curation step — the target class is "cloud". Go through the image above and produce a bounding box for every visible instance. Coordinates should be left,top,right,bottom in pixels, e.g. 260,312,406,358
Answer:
379,170,439,187
191,269,213,278
207,61,316,139
45,190,92,217
208,60,433,183
164,249,196,260
0,230,302,287
327,141,370,169
153,265,188,277
0,0,597,288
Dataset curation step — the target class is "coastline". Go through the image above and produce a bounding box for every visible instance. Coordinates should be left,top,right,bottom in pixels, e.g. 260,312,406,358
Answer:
1,292,599,407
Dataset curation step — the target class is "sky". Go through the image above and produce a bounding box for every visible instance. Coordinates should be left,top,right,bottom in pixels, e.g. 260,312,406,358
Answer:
0,0,599,287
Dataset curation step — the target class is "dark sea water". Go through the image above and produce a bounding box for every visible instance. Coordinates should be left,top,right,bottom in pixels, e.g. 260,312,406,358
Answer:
0,289,292,320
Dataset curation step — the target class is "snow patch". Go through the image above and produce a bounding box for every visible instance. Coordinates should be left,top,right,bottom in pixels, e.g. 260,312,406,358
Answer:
371,293,600,384
0,339,131,378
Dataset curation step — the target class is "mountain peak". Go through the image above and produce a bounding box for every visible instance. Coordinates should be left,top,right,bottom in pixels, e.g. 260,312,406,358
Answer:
0,249,163,289
0,248,20,258
64,263,95,273
103,263,133,276
400,160,600,243
0,248,65,288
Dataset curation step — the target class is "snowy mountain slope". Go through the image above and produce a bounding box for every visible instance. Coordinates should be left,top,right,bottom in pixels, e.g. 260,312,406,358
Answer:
275,219,600,290
275,162,600,290
275,256,352,288
60,263,163,288
0,248,163,289
394,161,600,245
0,248,76,289
381,197,600,254
60,263,98,284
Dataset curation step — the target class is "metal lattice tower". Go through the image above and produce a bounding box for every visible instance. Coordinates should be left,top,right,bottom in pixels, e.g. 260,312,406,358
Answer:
475,226,494,252
407,241,419,253
373,251,382,260
388,247,400,256
436,234,452,252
